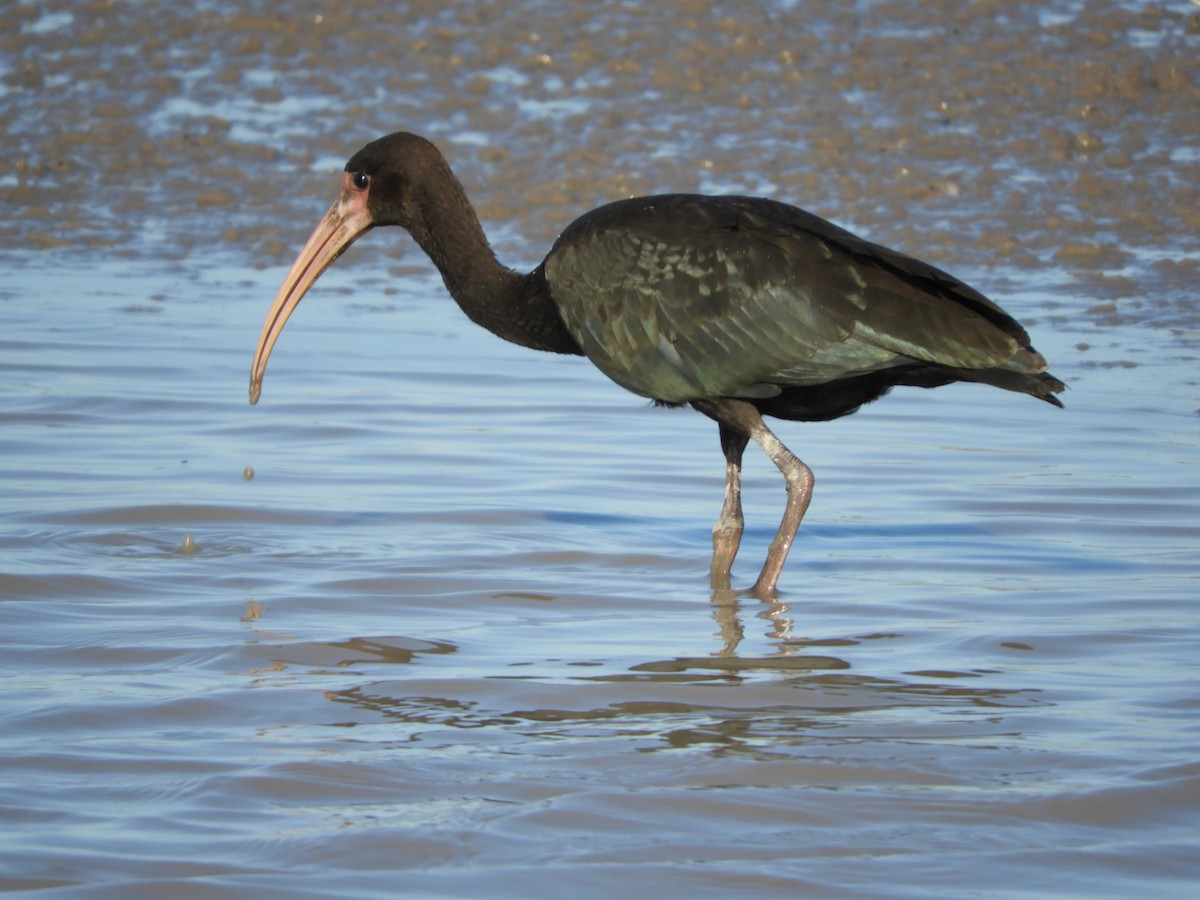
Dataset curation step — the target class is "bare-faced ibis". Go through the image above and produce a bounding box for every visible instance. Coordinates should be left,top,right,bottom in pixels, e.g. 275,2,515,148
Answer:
250,132,1064,596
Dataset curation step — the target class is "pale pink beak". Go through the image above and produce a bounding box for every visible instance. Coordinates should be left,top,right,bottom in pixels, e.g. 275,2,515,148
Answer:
250,175,373,405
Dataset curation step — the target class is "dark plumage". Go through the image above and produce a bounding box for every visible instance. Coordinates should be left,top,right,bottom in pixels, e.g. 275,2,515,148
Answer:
251,132,1064,595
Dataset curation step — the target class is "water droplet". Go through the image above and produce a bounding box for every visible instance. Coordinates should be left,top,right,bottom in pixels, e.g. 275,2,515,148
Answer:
175,534,201,555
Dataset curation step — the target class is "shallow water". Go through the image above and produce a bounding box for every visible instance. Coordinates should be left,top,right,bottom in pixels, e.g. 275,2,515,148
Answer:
3,1,1200,897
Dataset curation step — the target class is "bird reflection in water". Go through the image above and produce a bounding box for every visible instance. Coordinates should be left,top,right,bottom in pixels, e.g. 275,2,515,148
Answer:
709,588,795,658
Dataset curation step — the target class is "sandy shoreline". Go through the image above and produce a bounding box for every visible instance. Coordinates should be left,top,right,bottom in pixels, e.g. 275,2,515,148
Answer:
3,1,1197,330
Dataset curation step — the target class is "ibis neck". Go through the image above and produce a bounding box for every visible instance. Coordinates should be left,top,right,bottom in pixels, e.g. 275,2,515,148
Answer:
406,174,582,356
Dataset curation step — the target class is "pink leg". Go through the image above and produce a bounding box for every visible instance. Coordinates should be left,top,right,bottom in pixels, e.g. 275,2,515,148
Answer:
694,399,814,597
710,424,749,590
747,419,814,597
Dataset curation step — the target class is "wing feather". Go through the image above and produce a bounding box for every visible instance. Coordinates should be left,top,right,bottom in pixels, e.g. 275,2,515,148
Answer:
544,195,1041,404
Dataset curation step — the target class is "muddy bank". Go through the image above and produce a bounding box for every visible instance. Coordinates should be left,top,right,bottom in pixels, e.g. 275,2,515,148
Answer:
3,1,1198,324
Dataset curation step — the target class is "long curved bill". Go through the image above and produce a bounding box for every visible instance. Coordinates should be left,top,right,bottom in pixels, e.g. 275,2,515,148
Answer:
249,181,373,404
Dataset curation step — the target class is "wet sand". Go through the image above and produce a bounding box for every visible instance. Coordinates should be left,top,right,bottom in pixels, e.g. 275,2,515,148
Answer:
5,1,1198,301
2,1,1199,896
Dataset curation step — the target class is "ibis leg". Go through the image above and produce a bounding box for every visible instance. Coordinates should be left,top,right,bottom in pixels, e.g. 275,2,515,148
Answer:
747,416,814,597
711,424,750,590
693,398,814,597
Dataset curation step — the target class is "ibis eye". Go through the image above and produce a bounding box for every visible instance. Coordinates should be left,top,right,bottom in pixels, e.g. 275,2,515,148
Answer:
352,172,370,190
